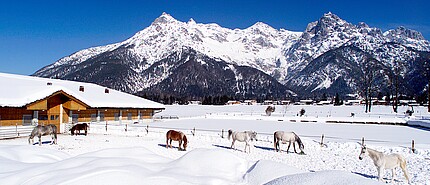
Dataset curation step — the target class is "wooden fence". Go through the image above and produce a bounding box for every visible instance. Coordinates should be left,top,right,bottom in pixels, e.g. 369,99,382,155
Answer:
0,124,34,139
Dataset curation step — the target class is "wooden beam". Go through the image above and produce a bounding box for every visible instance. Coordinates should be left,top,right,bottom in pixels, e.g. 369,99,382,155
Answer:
26,100,47,110
63,100,87,111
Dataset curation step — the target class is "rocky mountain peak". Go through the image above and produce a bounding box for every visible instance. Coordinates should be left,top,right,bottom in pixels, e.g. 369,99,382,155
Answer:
187,18,196,25
151,12,179,25
311,12,352,35
385,26,426,40
357,22,369,29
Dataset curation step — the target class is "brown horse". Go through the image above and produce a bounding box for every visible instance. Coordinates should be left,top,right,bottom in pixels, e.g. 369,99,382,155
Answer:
70,123,89,136
166,130,188,151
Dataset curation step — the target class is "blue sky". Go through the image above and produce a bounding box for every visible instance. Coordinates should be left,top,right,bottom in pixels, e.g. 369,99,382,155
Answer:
0,0,428,75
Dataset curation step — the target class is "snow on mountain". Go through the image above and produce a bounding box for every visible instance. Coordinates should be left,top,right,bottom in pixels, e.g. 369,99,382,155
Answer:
37,13,300,79
33,12,430,98
384,26,430,51
282,12,430,95
284,12,383,75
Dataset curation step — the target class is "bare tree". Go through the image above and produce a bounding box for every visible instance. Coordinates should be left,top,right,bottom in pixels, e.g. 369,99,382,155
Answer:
360,56,383,113
389,60,403,113
424,59,430,112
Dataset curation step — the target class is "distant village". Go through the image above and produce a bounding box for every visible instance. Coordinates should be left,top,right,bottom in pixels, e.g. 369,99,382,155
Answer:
186,97,420,107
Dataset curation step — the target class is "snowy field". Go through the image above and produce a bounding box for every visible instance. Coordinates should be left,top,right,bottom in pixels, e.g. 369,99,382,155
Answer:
1,105,430,185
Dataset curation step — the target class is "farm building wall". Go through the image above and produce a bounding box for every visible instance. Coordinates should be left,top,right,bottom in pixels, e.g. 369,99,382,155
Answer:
0,107,34,126
1,91,161,130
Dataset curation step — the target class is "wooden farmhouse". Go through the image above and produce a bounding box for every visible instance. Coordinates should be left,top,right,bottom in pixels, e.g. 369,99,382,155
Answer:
0,73,165,132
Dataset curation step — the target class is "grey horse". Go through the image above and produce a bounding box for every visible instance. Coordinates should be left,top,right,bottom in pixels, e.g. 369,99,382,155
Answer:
28,124,58,146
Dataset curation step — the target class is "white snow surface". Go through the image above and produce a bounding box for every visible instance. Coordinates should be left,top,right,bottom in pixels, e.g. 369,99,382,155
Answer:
1,105,430,185
0,72,164,109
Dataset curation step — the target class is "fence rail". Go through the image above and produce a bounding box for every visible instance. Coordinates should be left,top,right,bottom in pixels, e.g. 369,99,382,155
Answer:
0,125,34,139
87,121,417,146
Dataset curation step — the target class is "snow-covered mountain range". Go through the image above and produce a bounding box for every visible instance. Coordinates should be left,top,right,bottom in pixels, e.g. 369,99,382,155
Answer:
33,12,430,99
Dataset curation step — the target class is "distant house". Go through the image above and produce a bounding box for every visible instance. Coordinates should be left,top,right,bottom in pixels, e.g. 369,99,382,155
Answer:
0,73,165,132
280,100,291,105
344,100,361,106
299,100,313,105
188,100,202,105
373,100,387,106
399,100,418,106
225,100,241,105
243,100,258,105
316,100,331,105
263,100,274,105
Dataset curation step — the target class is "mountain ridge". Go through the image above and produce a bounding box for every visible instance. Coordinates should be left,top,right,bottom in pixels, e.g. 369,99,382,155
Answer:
33,12,430,100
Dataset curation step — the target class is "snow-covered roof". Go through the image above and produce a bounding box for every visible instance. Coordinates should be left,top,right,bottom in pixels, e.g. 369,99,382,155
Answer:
0,72,165,109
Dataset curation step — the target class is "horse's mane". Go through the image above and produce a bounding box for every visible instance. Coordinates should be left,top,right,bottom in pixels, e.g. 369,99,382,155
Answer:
228,130,233,140
294,133,304,149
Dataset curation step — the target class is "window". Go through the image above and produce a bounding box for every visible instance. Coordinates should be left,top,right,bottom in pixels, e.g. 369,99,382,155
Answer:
22,115,32,126
39,115,48,120
72,114,79,123
127,113,132,120
99,113,105,122
91,114,97,122
114,113,119,121
50,115,59,120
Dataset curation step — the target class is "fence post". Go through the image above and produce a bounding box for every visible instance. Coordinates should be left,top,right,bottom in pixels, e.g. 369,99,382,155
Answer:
125,124,128,132
16,123,18,137
320,134,324,147
192,127,196,136
221,129,224,138
412,140,416,153
105,121,108,132
146,125,149,134
361,137,365,146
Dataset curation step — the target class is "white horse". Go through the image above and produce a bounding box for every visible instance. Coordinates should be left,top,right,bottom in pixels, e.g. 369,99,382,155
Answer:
228,130,257,153
274,131,305,154
359,145,410,183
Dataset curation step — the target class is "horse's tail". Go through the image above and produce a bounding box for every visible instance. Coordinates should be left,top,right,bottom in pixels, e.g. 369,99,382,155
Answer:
273,132,277,151
399,156,410,183
183,134,188,143
182,134,188,150
166,130,171,148
228,130,233,140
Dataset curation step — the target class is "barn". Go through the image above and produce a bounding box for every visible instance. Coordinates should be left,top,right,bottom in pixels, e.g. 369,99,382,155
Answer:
0,72,165,132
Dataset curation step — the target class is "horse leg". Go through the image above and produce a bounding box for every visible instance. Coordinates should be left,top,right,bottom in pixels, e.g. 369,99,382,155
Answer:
231,140,235,150
38,135,42,146
169,139,173,148
85,129,87,136
293,142,298,153
287,142,291,153
244,141,248,153
391,168,396,183
400,160,410,183
166,138,169,148
377,167,384,182
178,140,182,151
